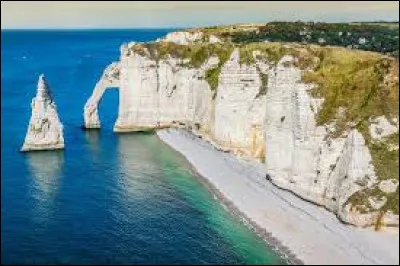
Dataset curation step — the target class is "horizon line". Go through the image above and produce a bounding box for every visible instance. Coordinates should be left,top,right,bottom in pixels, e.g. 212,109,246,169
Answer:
1,20,398,31
0,26,187,31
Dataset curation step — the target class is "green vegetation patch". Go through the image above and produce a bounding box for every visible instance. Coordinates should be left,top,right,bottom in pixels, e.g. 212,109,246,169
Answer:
346,185,399,215
132,42,210,67
239,45,256,66
189,21,399,57
302,47,398,129
301,46,399,216
230,21,399,56
257,72,268,98
204,45,234,97
368,133,399,181
238,42,298,65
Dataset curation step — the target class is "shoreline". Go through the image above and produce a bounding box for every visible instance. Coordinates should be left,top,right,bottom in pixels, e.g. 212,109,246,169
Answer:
155,128,308,265
182,145,303,265
156,128,399,265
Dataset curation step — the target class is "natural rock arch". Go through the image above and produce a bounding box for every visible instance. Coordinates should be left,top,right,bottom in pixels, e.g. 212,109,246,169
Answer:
83,62,120,129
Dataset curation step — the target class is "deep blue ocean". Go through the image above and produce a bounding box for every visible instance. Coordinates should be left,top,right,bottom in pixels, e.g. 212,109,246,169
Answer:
1,29,285,265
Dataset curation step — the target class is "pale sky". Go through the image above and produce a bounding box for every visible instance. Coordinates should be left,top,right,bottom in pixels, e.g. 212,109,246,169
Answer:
1,1,399,29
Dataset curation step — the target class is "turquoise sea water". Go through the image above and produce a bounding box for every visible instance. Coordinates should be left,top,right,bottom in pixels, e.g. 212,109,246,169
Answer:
1,29,286,265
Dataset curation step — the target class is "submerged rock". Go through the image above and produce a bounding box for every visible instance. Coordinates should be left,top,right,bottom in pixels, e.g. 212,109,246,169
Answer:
21,74,64,151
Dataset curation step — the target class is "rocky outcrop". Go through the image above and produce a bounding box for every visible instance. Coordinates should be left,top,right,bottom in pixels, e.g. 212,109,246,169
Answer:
209,35,222,44
21,75,64,151
379,179,399,194
369,116,399,141
156,31,204,45
84,37,399,228
155,31,222,45
112,43,215,132
83,62,120,129
262,57,382,226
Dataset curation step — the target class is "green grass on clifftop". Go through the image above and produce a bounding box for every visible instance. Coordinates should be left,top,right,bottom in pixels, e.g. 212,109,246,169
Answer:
190,21,399,57
301,47,399,217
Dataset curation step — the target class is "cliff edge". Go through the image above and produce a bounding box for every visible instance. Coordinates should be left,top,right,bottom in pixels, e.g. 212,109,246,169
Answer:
83,30,399,229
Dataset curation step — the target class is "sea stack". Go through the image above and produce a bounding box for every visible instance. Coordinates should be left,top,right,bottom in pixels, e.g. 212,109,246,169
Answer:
21,74,64,151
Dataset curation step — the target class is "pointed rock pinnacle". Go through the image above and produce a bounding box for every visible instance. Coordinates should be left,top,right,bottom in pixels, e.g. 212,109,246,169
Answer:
21,74,65,151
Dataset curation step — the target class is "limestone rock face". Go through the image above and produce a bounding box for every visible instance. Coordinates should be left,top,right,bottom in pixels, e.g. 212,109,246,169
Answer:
84,37,399,228
209,35,222,43
155,31,222,45
114,51,215,132
213,49,266,158
369,116,399,140
265,57,325,202
262,57,386,227
83,62,120,129
156,31,204,45
21,75,64,151
379,179,399,193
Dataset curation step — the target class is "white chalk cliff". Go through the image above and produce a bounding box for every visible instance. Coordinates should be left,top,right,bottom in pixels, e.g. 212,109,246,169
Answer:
83,32,399,228
84,62,120,129
21,75,64,151
156,31,204,44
